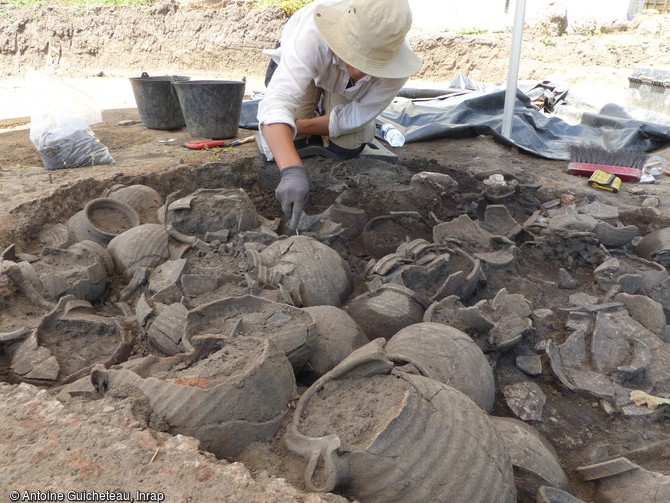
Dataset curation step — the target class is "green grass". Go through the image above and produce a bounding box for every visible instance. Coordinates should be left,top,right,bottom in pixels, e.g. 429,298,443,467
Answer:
457,27,488,35
539,36,556,46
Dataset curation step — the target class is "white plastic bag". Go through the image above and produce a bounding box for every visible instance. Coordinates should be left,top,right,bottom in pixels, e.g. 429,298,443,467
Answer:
27,70,115,171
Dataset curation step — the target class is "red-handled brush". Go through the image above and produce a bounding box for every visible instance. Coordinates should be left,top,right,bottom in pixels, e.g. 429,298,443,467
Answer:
567,145,647,183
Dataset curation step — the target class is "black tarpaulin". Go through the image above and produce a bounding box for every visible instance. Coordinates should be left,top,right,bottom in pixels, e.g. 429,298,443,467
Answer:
378,89,670,161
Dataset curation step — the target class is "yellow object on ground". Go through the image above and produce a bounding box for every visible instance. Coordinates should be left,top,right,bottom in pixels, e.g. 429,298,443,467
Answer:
588,170,621,193
630,390,670,410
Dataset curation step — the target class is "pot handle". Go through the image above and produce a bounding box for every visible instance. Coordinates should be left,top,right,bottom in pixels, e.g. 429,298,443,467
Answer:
285,433,349,493
285,338,393,492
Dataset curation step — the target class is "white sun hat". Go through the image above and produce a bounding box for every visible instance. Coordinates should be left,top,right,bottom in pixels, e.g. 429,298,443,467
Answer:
313,0,422,79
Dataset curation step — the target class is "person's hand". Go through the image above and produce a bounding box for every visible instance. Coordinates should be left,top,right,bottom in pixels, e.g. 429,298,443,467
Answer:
275,165,309,230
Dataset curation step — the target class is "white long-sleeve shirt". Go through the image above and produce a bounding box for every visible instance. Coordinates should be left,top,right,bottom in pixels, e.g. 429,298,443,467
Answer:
257,0,408,140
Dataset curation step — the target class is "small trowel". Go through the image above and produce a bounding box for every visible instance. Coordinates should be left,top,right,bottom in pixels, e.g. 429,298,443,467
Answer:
184,135,255,150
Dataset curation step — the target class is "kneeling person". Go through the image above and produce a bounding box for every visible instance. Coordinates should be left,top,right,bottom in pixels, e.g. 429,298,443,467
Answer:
257,0,422,228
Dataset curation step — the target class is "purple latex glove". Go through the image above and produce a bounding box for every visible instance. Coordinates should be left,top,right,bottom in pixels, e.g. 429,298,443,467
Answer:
275,165,309,230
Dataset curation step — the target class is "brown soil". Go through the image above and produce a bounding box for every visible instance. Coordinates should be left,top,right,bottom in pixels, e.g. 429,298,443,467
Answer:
3,3,670,503
39,316,121,379
88,206,135,234
160,338,265,387
300,374,409,447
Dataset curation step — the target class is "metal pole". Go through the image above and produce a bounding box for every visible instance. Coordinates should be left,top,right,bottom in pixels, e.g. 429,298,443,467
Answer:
501,0,527,139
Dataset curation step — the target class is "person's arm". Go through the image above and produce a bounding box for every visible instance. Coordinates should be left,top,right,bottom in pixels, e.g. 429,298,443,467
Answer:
260,122,310,231
256,12,333,228
296,114,330,137
328,76,408,138
262,123,302,169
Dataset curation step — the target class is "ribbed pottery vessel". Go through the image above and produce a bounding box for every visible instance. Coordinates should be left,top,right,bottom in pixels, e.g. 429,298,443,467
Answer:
346,284,425,340
285,340,516,503
636,227,670,266
165,188,260,236
30,241,112,303
103,184,164,224
256,235,352,307
67,198,140,246
92,335,296,460
106,224,170,277
184,295,317,371
385,322,495,412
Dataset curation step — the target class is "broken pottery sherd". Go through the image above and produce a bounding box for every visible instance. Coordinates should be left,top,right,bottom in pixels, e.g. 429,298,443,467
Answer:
490,417,569,502
3,261,54,309
385,322,495,412
400,238,439,262
165,188,260,236
107,224,170,278
423,296,495,336
516,355,543,376
502,382,547,421
102,184,163,224
474,249,516,268
8,241,110,305
10,330,59,382
302,305,369,378
92,334,296,460
34,241,111,302
184,295,317,370
255,235,352,307
594,221,638,248
579,201,619,221
146,302,189,355
361,212,432,259
369,252,412,277
346,284,426,341
546,306,670,405
426,249,482,302
536,486,587,503
36,295,124,381
322,204,368,237
38,223,71,249
368,245,482,305
483,176,518,202
576,456,638,481
479,289,534,350
135,293,153,328
547,205,599,233
0,326,30,345
636,228,670,267
522,210,548,235
614,293,667,336
394,255,451,300
147,258,187,304
591,311,658,389
593,257,622,292
284,340,516,503
480,204,523,239
433,214,493,253
67,197,141,247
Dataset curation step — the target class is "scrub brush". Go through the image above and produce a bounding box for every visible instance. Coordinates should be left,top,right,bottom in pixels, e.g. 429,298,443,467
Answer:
567,145,647,183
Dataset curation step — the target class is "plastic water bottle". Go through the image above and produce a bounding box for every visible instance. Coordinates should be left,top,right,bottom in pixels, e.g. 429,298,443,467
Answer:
644,155,667,177
381,124,405,147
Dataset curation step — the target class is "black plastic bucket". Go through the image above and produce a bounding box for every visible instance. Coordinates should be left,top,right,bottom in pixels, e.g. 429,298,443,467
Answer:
172,80,246,139
129,74,190,130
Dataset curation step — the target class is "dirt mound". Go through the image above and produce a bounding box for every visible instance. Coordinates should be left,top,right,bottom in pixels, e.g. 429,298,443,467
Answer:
2,1,670,88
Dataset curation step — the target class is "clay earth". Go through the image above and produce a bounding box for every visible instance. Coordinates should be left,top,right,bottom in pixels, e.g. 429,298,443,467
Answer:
3,2,670,502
